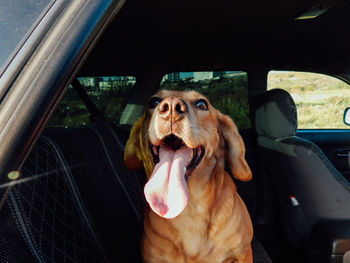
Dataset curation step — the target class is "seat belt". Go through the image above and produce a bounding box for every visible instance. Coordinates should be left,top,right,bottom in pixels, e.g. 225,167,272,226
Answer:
71,79,105,122
260,156,311,246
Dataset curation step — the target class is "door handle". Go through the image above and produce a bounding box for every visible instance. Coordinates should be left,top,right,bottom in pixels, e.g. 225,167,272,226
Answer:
336,149,350,158
337,153,349,158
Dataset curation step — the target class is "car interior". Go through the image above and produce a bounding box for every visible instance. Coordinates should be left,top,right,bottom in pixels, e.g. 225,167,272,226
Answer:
2,0,350,262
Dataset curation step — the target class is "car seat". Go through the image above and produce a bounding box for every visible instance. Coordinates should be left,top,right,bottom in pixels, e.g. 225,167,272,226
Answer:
253,88,350,250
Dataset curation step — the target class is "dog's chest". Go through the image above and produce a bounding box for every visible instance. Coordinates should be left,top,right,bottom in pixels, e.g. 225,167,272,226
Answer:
171,201,228,261
174,218,235,263
175,216,212,257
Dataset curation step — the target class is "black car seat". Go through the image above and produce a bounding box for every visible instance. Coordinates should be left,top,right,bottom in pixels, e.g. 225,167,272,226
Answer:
253,88,350,248
0,122,145,263
0,73,275,262
0,135,112,263
0,120,275,263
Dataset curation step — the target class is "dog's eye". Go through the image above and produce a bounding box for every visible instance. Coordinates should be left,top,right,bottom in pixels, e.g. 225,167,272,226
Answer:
195,99,208,110
149,97,163,109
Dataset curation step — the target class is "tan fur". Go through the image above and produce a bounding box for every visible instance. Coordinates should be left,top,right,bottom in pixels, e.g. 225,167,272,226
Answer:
124,90,253,263
124,115,155,177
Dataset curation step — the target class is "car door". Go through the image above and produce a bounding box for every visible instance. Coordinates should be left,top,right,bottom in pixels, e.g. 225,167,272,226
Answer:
268,71,350,180
0,0,126,179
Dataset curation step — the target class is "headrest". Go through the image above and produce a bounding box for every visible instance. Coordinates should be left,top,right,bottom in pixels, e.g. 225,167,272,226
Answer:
254,89,297,139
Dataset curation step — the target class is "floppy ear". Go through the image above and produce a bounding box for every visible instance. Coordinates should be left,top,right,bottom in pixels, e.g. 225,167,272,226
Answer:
124,115,155,178
218,112,252,181
124,115,144,170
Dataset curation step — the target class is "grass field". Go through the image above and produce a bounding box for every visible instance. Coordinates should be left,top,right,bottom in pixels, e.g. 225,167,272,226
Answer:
268,71,350,129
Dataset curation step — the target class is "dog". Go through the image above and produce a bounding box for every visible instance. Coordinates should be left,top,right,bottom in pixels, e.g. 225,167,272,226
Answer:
124,90,253,263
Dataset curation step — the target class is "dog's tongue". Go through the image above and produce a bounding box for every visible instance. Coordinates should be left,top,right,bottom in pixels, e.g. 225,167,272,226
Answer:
144,145,192,219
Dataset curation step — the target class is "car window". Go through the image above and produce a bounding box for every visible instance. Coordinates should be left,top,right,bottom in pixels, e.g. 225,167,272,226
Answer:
48,76,136,127
0,0,53,75
160,71,251,129
268,71,350,129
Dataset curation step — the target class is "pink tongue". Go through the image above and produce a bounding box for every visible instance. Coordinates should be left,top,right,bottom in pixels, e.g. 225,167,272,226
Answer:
144,145,192,219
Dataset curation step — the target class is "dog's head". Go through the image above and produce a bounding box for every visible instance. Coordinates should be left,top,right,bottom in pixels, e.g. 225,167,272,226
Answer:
124,90,251,218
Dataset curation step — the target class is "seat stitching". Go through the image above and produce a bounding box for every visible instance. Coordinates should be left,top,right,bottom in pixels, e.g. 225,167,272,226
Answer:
8,189,45,263
99,122,144,205
87,126,142,223
41,136,110,263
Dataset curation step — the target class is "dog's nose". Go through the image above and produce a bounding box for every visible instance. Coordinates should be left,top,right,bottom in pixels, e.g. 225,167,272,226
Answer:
159,98,187,120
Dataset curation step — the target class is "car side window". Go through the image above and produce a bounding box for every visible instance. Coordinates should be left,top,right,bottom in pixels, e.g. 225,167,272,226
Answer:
160,71,251,129
48,76,136,127
267,71,350,129
0,0,53,74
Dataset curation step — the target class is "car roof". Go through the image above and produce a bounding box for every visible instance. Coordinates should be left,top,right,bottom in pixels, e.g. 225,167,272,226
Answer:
79,0,350,76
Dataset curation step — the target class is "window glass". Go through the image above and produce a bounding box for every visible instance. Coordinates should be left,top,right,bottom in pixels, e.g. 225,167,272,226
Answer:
48,76,136,128
160,71,250,129
268,71,350,129
0,0,53,74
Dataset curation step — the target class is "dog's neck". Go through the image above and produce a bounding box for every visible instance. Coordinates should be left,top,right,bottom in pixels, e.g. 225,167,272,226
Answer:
187,156,219,198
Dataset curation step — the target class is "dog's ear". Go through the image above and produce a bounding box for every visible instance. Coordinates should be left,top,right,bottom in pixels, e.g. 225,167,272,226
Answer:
218,112,252,181
124,115,154,177
124,115,144,171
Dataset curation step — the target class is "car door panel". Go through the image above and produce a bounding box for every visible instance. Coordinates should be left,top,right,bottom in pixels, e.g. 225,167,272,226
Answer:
297,129,350,179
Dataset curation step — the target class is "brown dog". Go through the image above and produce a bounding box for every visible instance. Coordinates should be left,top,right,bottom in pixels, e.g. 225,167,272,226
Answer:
124,90,253,263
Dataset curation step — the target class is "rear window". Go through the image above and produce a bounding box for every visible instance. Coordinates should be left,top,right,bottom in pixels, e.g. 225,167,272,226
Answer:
48,76,136,128
160,71,250,129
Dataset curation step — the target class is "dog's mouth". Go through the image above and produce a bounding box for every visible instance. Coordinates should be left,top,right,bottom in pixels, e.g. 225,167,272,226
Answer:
145,134,205,218
149,134,205,178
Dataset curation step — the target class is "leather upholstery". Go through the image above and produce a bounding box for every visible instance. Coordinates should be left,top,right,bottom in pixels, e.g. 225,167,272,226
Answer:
0,122,145,262
254,89,350,249
0,121,272,262
255,88,297,139
0,136,109,263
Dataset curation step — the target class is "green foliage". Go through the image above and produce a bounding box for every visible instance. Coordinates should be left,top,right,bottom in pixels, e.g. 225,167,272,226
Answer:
48,80,134,127
48,74,251,130
89,84,134,124
48,87,90,127
160,75,251,129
